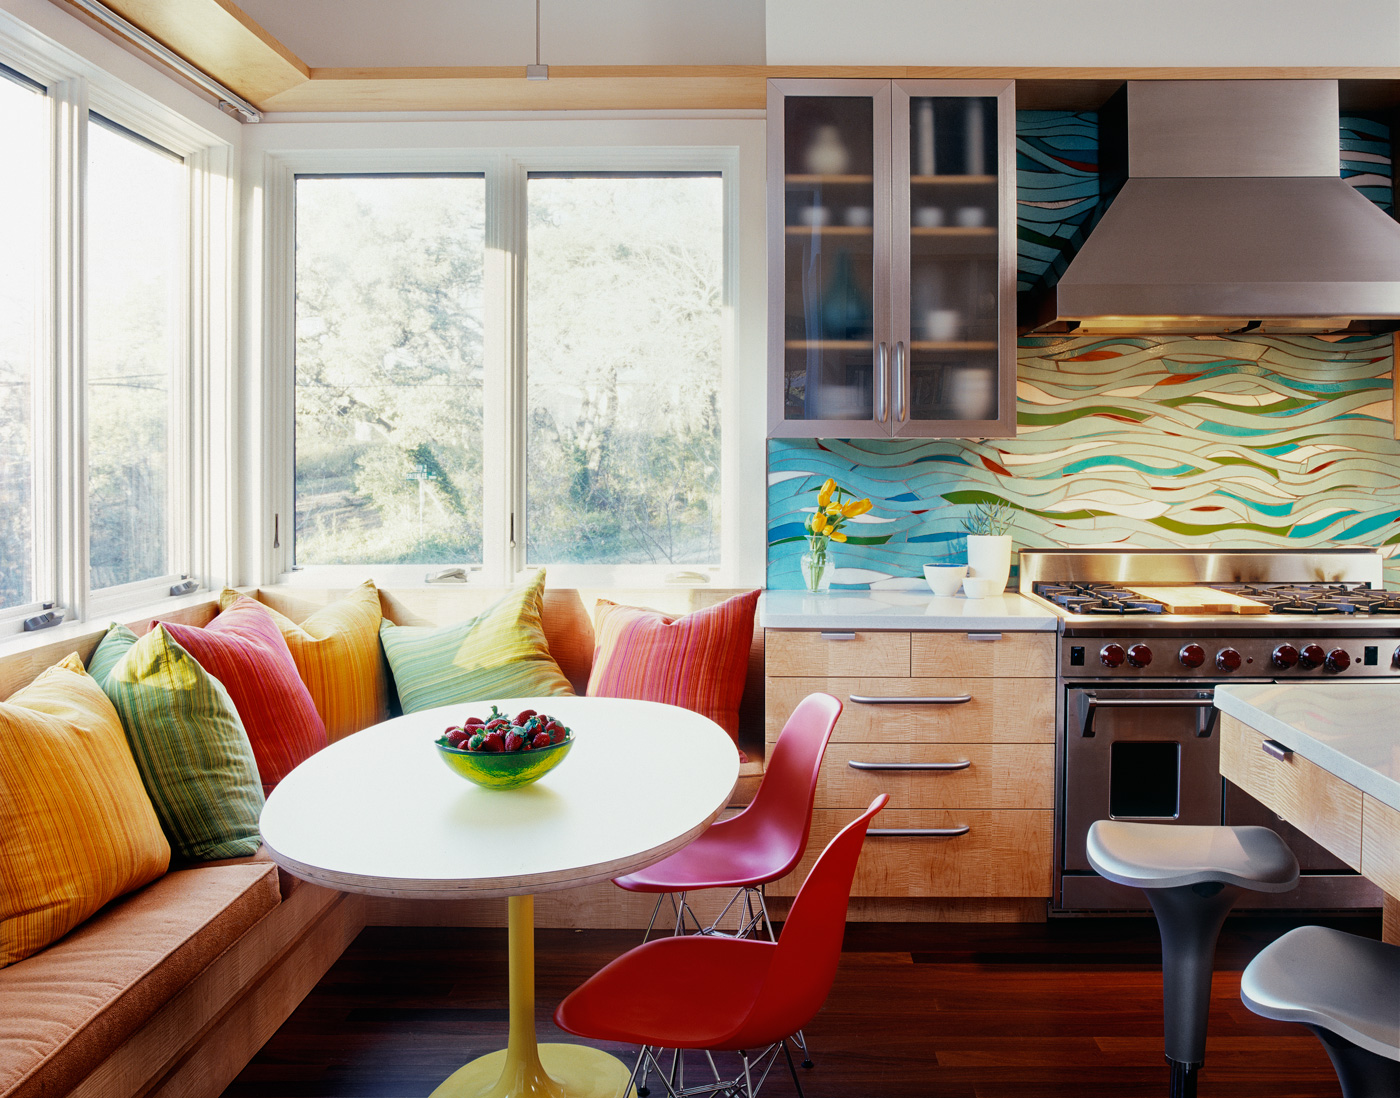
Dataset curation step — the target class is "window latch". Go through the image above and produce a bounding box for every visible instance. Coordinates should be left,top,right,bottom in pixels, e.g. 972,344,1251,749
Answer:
170,576,200,597
24,606,64,631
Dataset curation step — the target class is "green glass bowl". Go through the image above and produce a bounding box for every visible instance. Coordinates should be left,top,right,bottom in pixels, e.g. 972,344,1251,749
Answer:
435,737,573,790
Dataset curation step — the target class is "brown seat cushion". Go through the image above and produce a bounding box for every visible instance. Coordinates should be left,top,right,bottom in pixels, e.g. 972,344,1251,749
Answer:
182,841,301,897
0,862,279,1098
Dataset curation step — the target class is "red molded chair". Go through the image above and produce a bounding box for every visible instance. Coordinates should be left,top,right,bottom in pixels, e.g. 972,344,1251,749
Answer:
558,795,888,1098
612,692,843,944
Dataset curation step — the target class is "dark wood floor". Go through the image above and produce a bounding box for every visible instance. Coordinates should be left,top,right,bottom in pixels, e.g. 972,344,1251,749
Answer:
223,913,1380,1098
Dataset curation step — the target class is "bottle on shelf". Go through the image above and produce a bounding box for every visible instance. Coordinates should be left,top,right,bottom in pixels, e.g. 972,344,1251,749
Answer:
804,125,850,175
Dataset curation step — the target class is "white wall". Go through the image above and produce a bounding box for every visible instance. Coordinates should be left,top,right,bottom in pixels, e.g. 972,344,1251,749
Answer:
766,0,1400,67
235,0,767,68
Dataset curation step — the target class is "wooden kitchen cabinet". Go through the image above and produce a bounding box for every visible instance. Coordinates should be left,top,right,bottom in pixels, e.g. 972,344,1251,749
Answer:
765,628,1055,902
768,78,1017,439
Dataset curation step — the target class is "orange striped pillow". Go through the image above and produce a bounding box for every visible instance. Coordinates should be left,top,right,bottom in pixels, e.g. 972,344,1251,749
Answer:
219,583,387,742
161,597,328,795
0,657,170,968
586,591,760,759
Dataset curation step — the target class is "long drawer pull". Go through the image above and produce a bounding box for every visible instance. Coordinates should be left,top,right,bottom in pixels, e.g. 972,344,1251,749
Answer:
1261,739,1293,762
967,633,1003,642
868,825,971,838
848,759,971,772
819,632,857,641
849,694,973,705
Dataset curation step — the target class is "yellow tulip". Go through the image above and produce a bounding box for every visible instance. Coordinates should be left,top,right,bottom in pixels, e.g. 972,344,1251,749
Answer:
817,478,836,508
842,498,873,518
810,513,827,535
830,531,848,542
825,504,843,515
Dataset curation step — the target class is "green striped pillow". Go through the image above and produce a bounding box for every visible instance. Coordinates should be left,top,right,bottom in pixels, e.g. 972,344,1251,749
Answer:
379,570,574,713
88,624,264,861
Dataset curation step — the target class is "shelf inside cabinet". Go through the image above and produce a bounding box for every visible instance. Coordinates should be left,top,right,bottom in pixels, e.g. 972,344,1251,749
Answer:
910,175,997,186
784,225,874,237
911,341,998,352
911,227,995,237
785,174,876,186
784,340,871,351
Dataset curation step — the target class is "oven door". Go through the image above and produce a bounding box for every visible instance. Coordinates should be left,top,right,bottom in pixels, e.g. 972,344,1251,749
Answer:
1062,685,1223,874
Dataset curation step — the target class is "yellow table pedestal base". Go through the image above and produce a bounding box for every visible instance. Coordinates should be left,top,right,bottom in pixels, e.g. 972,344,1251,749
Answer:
430,1044,634,1098
429,895,635,1098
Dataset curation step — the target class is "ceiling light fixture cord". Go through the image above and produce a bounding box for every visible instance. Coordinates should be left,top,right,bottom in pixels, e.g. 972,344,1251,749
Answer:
526,0,548,79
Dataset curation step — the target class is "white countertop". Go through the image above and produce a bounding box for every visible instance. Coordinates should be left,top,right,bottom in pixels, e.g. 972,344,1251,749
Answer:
760,589,1059,632
1214,683,1400,811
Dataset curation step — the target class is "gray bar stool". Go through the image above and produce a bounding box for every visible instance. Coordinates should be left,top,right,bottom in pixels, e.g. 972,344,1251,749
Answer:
1086,821,1300,1098
1241,925,1400,1098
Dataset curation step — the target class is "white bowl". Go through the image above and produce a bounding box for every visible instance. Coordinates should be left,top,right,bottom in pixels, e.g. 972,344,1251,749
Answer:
797,206,831,227
924,564,967,597
913,205,945,228
844,205,873,227
962,576,1001,599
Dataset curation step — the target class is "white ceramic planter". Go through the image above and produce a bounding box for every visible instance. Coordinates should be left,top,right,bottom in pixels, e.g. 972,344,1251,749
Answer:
966,535,1013,593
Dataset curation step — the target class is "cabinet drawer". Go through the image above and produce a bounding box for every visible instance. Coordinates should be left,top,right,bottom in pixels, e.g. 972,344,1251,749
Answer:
765,630,910,677
1219,717,1363,869
769,809,1052,898
765,677,1054,744
799,743,1053,810
1362,794,1400,899
910,632,1054,678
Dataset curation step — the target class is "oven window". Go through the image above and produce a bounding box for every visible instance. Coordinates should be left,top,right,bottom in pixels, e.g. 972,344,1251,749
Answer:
1109,741,1180,819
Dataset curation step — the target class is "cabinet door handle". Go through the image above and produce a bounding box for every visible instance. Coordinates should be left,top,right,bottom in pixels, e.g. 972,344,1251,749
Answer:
876,342,889,423
869,825,971,838
894,340,907,422
848,694,973,705
819,631,857,641
848,759,971,771
1261,739,1293,761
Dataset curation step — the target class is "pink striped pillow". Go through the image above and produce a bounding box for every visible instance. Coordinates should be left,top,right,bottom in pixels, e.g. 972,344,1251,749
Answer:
160,597,328,795
586,591,760,760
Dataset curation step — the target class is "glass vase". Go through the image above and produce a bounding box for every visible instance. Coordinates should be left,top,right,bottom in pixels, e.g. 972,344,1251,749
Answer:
801,545,834,592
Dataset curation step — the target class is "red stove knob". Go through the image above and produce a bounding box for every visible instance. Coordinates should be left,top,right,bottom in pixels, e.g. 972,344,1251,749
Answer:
1216,647,1242,672
1127,644,1153,668
1272,644,1300,670
1179,644,1205,668
1099,644,1126,668
1298,644,1326,670
1325,648,1351,674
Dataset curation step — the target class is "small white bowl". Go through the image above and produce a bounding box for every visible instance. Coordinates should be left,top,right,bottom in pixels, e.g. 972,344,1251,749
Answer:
844,205,873,227
798,206,831,227
962,576,1001,599
955,205,987,228
913,206,945,228
924,564,967,597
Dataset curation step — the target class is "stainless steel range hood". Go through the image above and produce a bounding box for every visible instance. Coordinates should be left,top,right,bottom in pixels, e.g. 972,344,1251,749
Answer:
1025,80,1400,335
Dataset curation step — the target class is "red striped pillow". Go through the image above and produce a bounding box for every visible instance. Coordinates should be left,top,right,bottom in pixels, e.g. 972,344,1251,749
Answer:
159,597,328,795
586,591,760,759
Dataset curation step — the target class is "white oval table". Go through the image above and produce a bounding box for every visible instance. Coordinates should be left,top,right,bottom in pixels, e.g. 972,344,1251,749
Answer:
260,697,740,1098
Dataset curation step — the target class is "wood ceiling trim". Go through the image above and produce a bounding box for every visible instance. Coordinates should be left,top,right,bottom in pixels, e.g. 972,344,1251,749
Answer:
63,0,309,103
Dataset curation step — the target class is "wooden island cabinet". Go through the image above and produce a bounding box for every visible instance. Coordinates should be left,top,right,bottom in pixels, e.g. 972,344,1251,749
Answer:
763,623,1057,920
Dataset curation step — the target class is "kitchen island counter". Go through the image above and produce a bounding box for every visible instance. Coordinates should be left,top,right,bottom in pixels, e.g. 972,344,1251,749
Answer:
1214,682,1400,811
760,589,1059,632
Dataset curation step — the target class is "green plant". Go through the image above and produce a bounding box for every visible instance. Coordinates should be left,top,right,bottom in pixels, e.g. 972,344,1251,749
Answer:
961,499,1016,537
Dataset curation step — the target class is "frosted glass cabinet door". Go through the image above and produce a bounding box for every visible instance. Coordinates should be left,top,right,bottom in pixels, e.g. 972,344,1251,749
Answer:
767,78,1015,440
892,81,1016,437
768,79,894,438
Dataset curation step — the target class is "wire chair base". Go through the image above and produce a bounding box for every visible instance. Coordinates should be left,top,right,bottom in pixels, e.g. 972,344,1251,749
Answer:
628,1039,805,1098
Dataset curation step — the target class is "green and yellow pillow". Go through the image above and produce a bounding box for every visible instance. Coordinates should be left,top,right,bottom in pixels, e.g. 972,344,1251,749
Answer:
379,570,573,713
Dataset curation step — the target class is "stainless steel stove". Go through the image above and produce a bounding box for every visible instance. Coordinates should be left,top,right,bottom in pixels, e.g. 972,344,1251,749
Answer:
1019,549,1390,913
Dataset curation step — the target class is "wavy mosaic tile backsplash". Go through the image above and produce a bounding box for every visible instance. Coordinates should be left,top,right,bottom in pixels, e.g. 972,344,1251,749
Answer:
768,113,1399,591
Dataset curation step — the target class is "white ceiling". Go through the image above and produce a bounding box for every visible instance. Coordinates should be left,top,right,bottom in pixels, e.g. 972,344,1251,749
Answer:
234,0,767,68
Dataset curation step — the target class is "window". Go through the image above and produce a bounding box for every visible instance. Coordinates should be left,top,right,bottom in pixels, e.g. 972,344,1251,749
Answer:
0,23,234,637
86,117,184,592
286,155,740,585
0,66,45,613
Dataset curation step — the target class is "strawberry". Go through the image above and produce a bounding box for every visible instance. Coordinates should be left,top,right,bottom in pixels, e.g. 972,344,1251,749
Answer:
531,731,552,750
467,732,486,751
515,708,537,724
446,727,469,747
481,731,505,753
486,718,509,733
546,720,566,744
464,715,484,727
504,731,526,752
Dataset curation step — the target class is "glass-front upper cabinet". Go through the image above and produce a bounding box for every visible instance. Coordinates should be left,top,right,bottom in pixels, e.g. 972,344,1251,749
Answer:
768,79,1015,438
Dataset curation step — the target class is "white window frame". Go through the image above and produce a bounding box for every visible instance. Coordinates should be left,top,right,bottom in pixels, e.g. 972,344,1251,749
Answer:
257,117,767,592
0,7,237,638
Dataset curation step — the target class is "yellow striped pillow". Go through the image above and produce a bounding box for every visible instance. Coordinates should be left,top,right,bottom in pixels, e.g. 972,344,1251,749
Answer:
220,582,387,742
0,657,170,968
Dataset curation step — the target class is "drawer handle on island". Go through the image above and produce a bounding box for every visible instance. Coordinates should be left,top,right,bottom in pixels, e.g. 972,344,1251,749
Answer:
868,825,971,838
849,693,973,705
847,759,971,772
819,632,857,641
967,633,1003,642
1261,739,1293,761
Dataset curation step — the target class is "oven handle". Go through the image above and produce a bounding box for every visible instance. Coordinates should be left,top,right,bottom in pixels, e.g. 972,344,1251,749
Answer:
1079,693,1219,739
